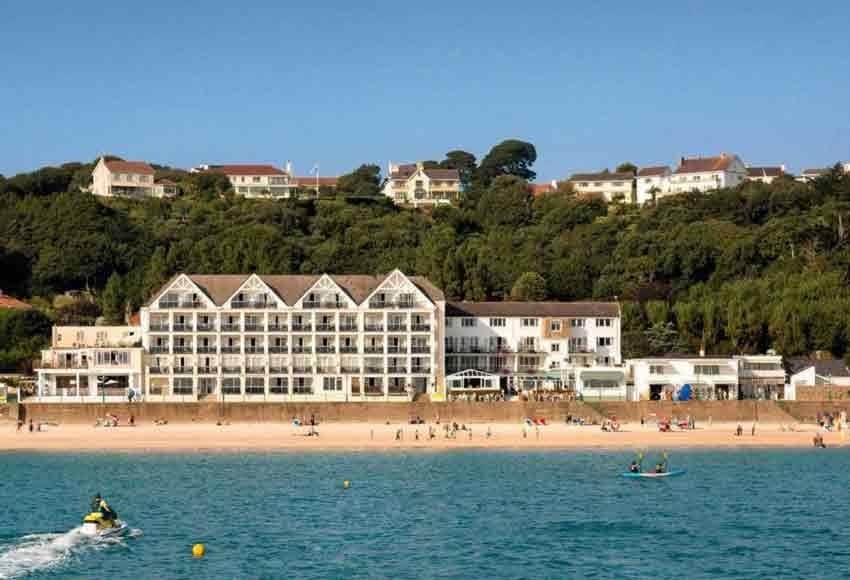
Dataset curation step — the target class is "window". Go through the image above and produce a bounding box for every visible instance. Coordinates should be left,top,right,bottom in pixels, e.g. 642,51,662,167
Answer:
597,337,613,347
597,356,612,365
549,361,560,369
694,365,721,375
323,377,342,391
649,365,665,375
570,319,586,328
489,318,506,327
596,318,612,327
521,318,538,328
551,343,560,352
446,318,454,328
252,176,261,183
549,320,562,332
462,318,476,328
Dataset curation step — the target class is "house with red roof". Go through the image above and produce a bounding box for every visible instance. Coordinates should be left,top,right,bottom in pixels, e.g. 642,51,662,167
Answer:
669,153,747,194
193,162,297,199
0,290,32,310
90,157,178,198
635,166,671,204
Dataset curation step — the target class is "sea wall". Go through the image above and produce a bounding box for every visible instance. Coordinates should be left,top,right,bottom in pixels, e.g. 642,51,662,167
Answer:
794,386,850,401
18,400,850,424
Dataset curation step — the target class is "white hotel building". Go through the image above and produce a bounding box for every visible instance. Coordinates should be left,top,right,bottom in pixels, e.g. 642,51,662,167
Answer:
138,271,445,401
444,302,626,399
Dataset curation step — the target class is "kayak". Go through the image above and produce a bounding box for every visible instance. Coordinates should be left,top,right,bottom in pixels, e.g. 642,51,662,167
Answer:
621,469,686,479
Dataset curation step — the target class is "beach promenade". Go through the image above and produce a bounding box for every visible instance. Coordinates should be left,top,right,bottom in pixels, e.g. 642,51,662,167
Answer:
3,420,846,452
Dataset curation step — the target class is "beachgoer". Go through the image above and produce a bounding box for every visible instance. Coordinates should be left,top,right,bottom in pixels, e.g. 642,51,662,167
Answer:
98,497,116,519
129,415,135,426
91,493,102,513
751,423,756,436
736,424,743,436
17,419,23,432
28,419,34,433
629,461,640,473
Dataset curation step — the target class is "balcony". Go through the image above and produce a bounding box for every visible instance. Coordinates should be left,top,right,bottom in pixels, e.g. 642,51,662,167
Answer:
173,366,194,375
221,323,240,332
244,323,265,332
364,388,384,397
317,366,336,374
341,366,360,374
246,366,265,375
220,346,241,354
196,346,217,354
159,299,202,309
397,300,414,309
302,301,321,309
172,324,193,332
387,324,407,332
368,300,387,309
149,366,169,375
268,324,288,332
232,300,270,309
293,366,313,374
364,324,384,332
222,366,241,374
315,323,336,332
388,367,407,374
269,366,288,374
316,346,336,354
291,346,312,354
339,324,358,332
364,346,384,354
518,365,540,373
365,366,384,374
518,344,541,354
149,323,170,332
268,345,288,354
339,346,358,354
412,366,431,374
196,322,215,332
291,323,312,332
197,366,218,374
411,346,430,354
244,346,265,354
387,345,407,354
149,346,169,354
411,323,431,332
173,345,193,354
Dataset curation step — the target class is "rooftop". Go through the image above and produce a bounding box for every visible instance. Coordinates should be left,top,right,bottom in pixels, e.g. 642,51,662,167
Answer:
569,172,634,182
203,164,287,176
746,166,784,178
637,166,670,177
390,163,460,181
786,357,850,378
674,153,738,174
447,301,619,318
0,291,32,310
103,159,155,175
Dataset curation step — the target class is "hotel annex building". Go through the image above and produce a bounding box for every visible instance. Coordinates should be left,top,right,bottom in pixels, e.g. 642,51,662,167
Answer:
35,271,627,402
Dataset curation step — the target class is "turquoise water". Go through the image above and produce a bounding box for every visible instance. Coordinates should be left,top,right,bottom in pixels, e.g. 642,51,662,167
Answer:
1,450,848,579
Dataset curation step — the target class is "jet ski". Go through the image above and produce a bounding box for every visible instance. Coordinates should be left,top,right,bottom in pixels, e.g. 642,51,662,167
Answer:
81,511,123,536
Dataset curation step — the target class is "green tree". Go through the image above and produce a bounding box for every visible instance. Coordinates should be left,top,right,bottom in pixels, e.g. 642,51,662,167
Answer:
510,272,547,301
101,272,126,324
477,139,537,186
336,164,383,196
616,162,638,175
475,175,534,229
440,150,477,188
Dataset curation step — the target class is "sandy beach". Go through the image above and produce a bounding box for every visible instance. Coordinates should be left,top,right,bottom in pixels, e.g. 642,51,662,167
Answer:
2,420,846,452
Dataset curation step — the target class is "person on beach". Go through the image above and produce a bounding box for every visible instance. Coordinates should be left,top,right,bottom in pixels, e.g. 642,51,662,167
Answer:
28,419,34,433
736,424,743,436
16,419,23,432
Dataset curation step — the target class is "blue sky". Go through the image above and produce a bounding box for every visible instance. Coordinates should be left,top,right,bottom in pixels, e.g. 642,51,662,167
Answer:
2,0,849,180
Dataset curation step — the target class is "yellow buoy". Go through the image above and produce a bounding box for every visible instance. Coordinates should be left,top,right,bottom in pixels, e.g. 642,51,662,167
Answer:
192,543,205,558
343,480,351,489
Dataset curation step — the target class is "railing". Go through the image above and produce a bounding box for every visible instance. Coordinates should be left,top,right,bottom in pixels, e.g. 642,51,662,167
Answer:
197,366,218,374
268,324,288,332
149,367,168,374
222,366,241,374
292,387,314,395
269,345,288,354
269,366,287,374
221,324,240,332
173,324,193,332
196,323,215,332
315,324,336,332
339,346,358,354
149,346,169,354
411,346,430,354
244,324,264,332
291,324,312,332
387,346,407,354
365,366,384,374
159,300,201,309
387,324,407,332
220,346,241,354
518,365,541,373
518,345,541,353
339,324,358,332
173,346,193,354
302,301,321,309
364,346,384,354
291,346,312,354
293,366,313,374
397,300,414,309
388,367,407,374
411,324,430,332
173,367,194,374
149,324,170,332
232,300,270,309
341,367,360,374
364,388,384,396
317,367,336,374
368,301,387,309
244,346,265,353
197,346,217,354
38,359,89,369
411,367,431,374
316,346,336,354
364,324,384,332
245,367,265,374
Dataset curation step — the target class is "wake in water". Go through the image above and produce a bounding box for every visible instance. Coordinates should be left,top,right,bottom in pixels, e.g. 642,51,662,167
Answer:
0,524,141,579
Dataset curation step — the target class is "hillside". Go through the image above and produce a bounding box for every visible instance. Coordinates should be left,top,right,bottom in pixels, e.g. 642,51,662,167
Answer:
1,157,850,370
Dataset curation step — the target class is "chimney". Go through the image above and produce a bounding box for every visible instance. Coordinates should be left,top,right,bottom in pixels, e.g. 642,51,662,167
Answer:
780,164,786,173
416,161,424,171
680,156,685,165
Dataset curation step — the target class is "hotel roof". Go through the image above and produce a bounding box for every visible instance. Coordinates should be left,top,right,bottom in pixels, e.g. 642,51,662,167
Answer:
446,301,619,318
569,172,633,182
204,164,287,176
674,154,738,174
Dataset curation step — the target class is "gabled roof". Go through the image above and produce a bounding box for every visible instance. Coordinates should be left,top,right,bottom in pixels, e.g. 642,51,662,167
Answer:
569,172,633,182
674,154,739,174
747,166,783,178
637,166,670,177
389,164,459,181
204,164,287,176
104,159,155,175
786,357,850,377
801,168,828,176
529,183,554,196
0,292,32,310
447,301,619,318
148,273,444,307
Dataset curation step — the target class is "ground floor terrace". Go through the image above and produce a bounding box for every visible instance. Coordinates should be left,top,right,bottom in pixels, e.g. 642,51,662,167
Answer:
445,367,628,401
643,380,787,401
36,370,142,403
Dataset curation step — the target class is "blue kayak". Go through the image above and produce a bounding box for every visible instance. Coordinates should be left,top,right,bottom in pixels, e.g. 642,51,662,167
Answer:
621,469,686,479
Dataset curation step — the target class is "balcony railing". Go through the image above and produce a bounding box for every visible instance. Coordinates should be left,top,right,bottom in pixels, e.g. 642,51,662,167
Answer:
197,366,218,374
341,367,360,374
365,366,384,374
221,324,240,332
149,323,170,332
269,366,288,374
244,324,264,332
339,346,358,354
173,367,194,374
411,324,431,332
173,346,193,354
302,301,321,309
364,388,384,396
339,324,358,332
364,324,384,332
364,346,384,354
220,346,241,354
293,366,313,374
411,346,430,354
196,323,215,332
149,346,169,354
387,367,407,374
196,346,217,354
268,345,288,354
397,300,414,309
232,300,270,309
291,324,312,332
173,324,193,332
246,366,265,374
411,367,431,374
517,345,541,354
387,346,407,354
387,324,407,332
159,299,202,309
244,346,265,353
315,324,336,332
368,301,387,309
149,367,168,374
317,366,336,374
291,346,312,354
222,366,241,374
316,346,336,354
268,324,288,332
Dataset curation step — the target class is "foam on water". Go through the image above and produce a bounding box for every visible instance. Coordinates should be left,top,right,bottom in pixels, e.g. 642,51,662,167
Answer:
0,524,138,579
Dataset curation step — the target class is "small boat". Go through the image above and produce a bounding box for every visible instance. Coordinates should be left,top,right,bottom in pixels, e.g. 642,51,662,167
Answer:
621,469,686,479
81,511,123,536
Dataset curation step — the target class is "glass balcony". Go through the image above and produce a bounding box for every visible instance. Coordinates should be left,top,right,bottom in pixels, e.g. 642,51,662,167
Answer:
315,346,336,354
268,345,288,354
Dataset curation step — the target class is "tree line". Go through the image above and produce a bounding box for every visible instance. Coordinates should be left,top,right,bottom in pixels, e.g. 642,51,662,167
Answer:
1,141,850,370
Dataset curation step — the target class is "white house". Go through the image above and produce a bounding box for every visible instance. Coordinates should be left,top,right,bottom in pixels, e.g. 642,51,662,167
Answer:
786,358,850,388
90,158,177,198
746,165,785,184
669,153,747,194
635,166,671,204
444,302,626,400
567,172,635,203
382,162,461,207
194,163,297,199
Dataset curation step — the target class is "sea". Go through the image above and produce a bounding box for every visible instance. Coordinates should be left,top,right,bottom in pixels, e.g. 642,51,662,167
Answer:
0,449,848,579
